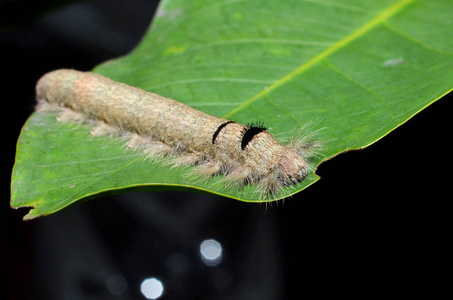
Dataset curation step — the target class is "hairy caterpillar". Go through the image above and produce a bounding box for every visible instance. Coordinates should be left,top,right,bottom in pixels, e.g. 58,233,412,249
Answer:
36,69,318,198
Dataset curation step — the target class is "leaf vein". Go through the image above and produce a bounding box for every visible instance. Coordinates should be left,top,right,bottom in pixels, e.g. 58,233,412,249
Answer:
148,77,274,89
383,21,453,56
323,59,396,118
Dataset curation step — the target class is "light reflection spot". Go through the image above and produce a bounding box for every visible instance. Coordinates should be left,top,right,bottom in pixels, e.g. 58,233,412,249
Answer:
200,239,222,266
140,277,164,299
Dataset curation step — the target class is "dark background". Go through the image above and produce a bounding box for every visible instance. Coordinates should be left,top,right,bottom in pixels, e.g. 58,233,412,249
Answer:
1,0,450,299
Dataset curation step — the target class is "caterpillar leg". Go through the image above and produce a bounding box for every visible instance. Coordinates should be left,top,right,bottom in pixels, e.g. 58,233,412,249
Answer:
90,121,119,137
195,161,222,177
224,165,252,188
173,153,205,167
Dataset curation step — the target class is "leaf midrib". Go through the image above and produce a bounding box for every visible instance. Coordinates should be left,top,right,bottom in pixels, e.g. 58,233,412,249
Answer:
222,0,416,119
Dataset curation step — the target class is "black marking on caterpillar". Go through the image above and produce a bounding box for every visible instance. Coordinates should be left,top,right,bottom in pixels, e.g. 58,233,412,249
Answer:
245,121,266,130
35,69,320,199
241,125,266,150
212,121,235,144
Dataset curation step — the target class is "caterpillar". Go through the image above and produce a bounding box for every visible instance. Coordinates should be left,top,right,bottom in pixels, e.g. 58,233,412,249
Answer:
35,69,318,199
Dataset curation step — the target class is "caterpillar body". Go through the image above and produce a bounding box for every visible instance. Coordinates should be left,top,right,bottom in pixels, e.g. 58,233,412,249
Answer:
36,69,317,198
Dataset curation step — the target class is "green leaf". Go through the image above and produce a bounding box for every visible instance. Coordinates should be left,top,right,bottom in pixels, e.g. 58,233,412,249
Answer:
11,0,453,219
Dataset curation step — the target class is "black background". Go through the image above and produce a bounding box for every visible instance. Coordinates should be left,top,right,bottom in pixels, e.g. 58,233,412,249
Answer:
1,1,450,299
